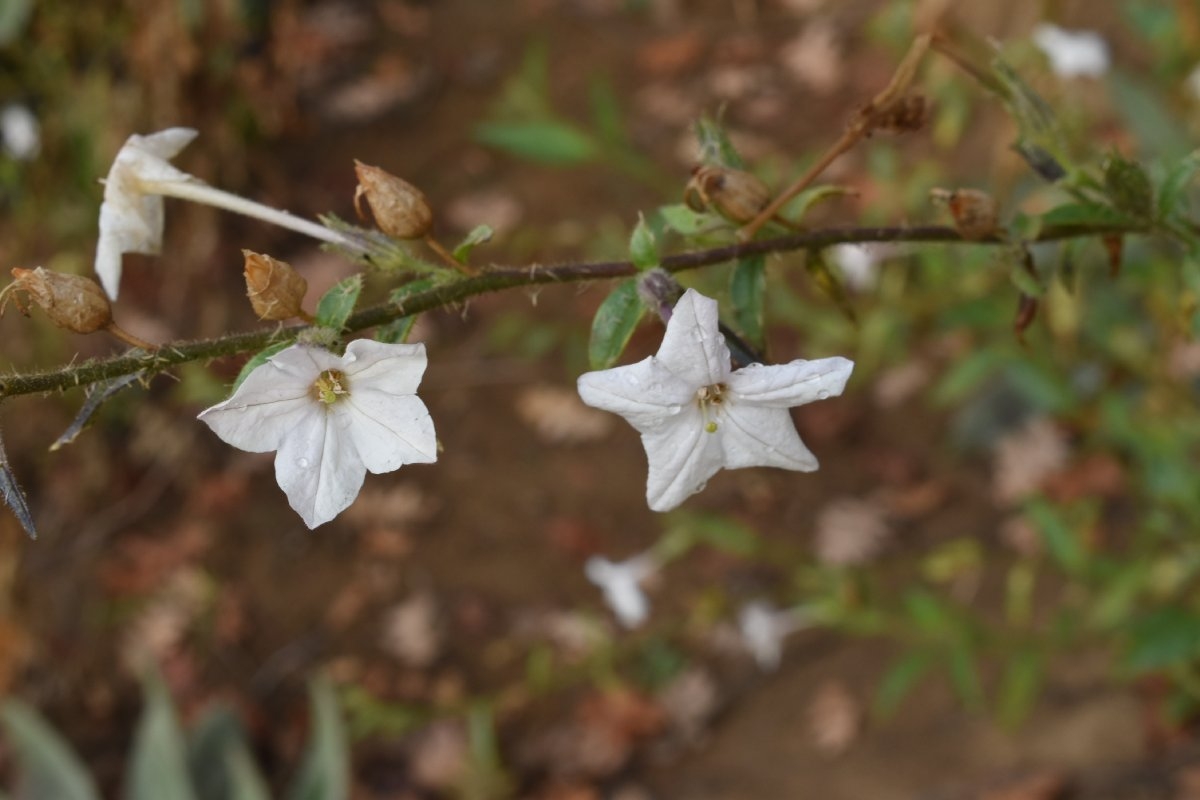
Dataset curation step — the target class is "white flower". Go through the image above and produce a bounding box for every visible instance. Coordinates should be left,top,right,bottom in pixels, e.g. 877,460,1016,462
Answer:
0,104,40,161
1031,23,1110,79
95,127,356,299
577,289,853,512
829,244,881,291
738,601,809,671
584,552,658,628
198,339,437,528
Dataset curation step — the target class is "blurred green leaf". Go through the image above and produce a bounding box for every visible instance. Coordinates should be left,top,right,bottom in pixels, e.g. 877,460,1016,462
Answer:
659,203,714,237
997,649,1043,728
315,275,363,332
1039,202,1136,229
1103,153,1155,219
0,0,33,45
0,700,99,800
904,589,953,636
629,214,659,270
588,279,645,370
288,677,349,800
1107,70,1193,160
948,644,985,711
589,74,625,146
1008,260,1044,298
126,672,197,800
1024,498,1087,575
232,342,290,393
453,224,494,263
1126,608,1200,671
475,121,597,165
187,706,248,800
1157,149,1200,219
694,115,745,170
225,746,272,800
874,650,934,718
729,254,766,349
930,349,1003,406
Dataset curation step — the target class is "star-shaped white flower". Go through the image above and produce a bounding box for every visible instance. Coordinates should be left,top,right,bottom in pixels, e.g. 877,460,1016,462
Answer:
577,289,853,512
584,552,658,628
198,339,437,528
1031,24,1110,79
95,127,356,299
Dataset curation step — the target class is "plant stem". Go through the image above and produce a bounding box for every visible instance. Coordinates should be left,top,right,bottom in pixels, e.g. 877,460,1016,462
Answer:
0,221,1145,401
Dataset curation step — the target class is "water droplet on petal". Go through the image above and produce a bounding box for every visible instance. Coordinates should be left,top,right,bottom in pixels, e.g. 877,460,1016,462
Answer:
695,481,708,493
627,374,640,386
667,405,682,414
817,389,830,400
296,457,311,468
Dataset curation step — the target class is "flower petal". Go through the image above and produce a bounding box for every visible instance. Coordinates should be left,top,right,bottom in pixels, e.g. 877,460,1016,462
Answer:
274,411,367,528
720,404,818,471
728,356,853,407
656,289,731,387
577,356,694,430
342,338,427,395
343,389,437,471
641,408,724,511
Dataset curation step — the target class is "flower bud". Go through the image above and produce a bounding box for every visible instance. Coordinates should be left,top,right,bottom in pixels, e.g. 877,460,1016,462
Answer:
4,267,112,333
684,166,771,223
931,188,1000,241
243,250,308,321
354,161,434,239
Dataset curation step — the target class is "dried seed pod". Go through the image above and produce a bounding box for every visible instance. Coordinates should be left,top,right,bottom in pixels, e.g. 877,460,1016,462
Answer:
684,166,771,223
243,250,308,321
2,267,112,333
869,92,928,134
931,188,1000,241
354,160,434,239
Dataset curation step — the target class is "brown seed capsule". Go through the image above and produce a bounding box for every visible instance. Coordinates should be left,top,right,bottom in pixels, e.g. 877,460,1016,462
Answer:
1,267,112,334
684,166,771,224
931,188,1000,241
870,93,928,134
354,160,434,240
243,250,308,321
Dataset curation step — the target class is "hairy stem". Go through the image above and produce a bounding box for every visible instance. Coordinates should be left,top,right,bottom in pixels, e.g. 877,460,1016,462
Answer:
0,222,1144,400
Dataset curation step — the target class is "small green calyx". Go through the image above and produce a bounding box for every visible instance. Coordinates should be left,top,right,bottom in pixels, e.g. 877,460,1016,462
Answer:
312,369,350,405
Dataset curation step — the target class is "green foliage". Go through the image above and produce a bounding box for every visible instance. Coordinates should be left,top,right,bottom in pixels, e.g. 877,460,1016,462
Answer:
628,214,659,271
587,279,645,370
474,121,597,166
315,275,364,332
729,254,766,349
0,700,98,800
232,342,291,392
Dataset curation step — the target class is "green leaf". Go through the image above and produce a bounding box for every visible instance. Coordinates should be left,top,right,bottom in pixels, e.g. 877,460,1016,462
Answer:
1126,608,1200,672
930,349,1003,405
232,342,291,393
315,275,363,332
1039,202,1136,228
589,74,625,146
0,0,33,45
588,279,645,370
474,121,597,165
288,677,349,800
1024,498,1086,575
379,278,438,344
903,589,953,635
663,510,760,558
452,224,494,263
947,644,985,711
873,650,934,718
1008,260,1044,298
188,707,246,800
997,650,1043,728
781,185,857,224
0,700,99,800
729,254,766,349
1157,149,1200,219
658,203,715,237
693,115,745,170
126,672,197,800
1103,153,1154,218
1107,70,1193,161
629,213,659,270
225,746,272,800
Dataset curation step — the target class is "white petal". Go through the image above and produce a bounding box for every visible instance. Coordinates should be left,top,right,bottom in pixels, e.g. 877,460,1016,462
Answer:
728,356,854,407
656,289,731,387
641,409,724,511
1031,24,1110,79
274,411,367,528
585,556,652,628
720,403,818,471
342,339,428,395
343,389,437,471
126,127,199,161
577,356,694,429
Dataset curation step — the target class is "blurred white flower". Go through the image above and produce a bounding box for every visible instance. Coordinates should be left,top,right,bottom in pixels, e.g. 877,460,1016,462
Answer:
991,415,1069,506
95,127,356,299
577,289,854,512
829,244,880,291
1032,23,1110,79
0,104,39,161
813,496,892,567
738,601,809,671
585,552,658,628
198,339,437,528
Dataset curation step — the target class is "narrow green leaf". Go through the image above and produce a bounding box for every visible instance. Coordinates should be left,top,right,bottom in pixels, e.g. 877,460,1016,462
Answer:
287,677,349,800
452,224,494,263
997,650,1043,728
315,275,364,332
1024,499,1086,575
225,746,272,800
125,672,197,800
588,74,625,146
658,203,714,237
629,214,659,271
1008,261,1045,298
1039,202,1135,229
0,700,99,800
873,650,934,718
1158,149,1200,219
587,279,645,370
187,706,250,800
474,121,597,165
693,115,745,169
232,342,291,393
729,254,766,349
781,185,857,224
947,644,985,711
665,510,759,557
903,590,952,635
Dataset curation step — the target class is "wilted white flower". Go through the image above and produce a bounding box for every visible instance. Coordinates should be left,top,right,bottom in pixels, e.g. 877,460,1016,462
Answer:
577,289,853,512
1031,23,1110,79
738,601,809,671
585,552,658,628
0,104,39,161
95,127,356,299
198,339,437,528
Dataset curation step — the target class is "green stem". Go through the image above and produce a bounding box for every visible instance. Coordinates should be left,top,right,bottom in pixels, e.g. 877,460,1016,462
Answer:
0,221,1146,400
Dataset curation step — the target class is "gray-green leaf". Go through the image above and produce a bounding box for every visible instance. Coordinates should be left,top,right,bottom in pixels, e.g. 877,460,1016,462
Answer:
474,121,597,165
315,275,364,332
126,672,197,800
729,254,766,349
0,700,99,800
287,677,349,800
587,279,645,370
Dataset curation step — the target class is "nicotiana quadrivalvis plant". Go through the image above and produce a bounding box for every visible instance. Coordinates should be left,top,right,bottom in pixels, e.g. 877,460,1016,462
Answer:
0,27,1190,537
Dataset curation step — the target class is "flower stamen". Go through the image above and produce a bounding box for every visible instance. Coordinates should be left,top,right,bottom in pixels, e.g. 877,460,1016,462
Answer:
696,382,727,433
313,369,350,405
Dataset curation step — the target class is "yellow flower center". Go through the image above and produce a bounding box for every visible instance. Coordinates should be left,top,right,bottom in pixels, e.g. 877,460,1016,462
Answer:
696,382,727,433
312,369,350,405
